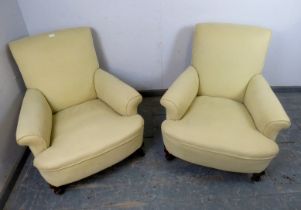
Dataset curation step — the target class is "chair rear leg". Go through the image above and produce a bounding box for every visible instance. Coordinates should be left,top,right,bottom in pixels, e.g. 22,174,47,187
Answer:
49,184,66,195
164,146,175,161
133,142,145,157
251,171,266,182
135,147,145,157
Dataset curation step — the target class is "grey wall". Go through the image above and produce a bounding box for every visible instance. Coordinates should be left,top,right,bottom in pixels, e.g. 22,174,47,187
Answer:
17,0,301,90
0,0,28,199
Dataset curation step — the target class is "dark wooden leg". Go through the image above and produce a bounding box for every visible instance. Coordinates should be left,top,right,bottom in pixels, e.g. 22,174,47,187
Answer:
49,184,66,194
251,171,266,182
164,146,175,161
135,147,145,157
133,143,145,157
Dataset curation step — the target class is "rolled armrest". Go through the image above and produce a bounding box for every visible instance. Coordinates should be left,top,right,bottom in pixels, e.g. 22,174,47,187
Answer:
16,89,52,156
160,66,199,120
244,74,291,140
94,69,142,116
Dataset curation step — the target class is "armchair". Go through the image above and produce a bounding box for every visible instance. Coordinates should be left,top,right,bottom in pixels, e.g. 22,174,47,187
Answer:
10,28,144,193
161,23,290,180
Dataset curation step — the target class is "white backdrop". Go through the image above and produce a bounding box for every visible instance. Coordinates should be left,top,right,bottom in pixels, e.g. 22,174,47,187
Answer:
18,0,301,90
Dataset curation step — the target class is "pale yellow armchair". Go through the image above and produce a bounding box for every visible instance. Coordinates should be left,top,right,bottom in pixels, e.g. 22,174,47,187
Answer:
9,28,144,193
161,23,290,181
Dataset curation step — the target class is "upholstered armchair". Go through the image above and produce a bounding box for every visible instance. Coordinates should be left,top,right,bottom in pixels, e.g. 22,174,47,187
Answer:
9,28,144,193
160,23,290,181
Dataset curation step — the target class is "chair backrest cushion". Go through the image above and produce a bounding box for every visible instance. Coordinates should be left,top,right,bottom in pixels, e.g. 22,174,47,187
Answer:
9,27,99,112
192,23,271,102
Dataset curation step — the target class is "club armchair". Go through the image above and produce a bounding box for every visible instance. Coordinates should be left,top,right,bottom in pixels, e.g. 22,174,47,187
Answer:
160,23,290,180
9,27,144,193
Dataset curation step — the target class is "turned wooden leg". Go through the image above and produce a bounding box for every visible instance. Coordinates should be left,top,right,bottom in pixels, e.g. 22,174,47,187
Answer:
164,146,175,161
49,184,66,195
251,171,266,182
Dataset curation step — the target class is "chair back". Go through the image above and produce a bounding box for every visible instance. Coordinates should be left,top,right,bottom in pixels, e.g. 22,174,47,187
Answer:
9,27,99,111
192,23,271,101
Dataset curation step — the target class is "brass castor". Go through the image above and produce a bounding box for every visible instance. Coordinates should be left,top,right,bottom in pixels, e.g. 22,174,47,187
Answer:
49,184,66,195
164,147,175,161
251,171,266,182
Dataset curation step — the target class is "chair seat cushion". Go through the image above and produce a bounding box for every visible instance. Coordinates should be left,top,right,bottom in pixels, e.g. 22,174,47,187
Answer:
34,99,143,186
162,96,279,173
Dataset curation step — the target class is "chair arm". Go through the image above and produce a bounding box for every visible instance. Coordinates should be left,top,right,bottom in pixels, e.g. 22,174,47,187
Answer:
244,74,291,140
160,66,199,120
16,89,52,156
94,69,142,116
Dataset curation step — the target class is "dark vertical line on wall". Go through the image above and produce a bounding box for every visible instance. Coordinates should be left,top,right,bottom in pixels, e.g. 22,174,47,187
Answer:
0,149,29,209
158,0,164,89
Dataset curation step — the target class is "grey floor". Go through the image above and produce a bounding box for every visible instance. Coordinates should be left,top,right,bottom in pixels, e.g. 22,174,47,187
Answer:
4,93,301,210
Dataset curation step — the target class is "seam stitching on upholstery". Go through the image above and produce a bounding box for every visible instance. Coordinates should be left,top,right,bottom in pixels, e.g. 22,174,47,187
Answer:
94,69,104,99
262,120,291,135
37,132,142,172
17,135,47,150
243,73,261,102
126,95,140,115
93,69,98,94
191,66,201,95
161,67,199,119
164,133,277,160
191,66,200,96
161,98,179,119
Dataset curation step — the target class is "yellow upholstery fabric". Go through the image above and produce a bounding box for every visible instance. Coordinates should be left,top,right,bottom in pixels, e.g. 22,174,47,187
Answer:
192,23,271,102
162,96,278,173
95,69,142,116
16,89,52,156
161,23,290,174
10,27,144,187
244,75,291,140
160,66,199,120
34,100,143,186
9,27,99,112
